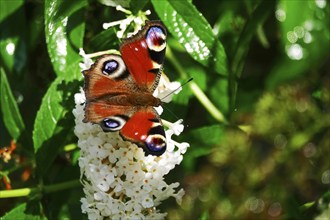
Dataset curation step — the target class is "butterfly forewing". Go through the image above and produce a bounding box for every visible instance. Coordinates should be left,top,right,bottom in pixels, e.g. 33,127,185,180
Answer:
120,21,167,92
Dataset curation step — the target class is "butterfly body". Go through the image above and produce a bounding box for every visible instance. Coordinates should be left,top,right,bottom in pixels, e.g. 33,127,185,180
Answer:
83,21,167,156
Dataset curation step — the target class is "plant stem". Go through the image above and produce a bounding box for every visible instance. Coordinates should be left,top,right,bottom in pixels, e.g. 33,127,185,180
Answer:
166,47,228,124
0,187,37,198
0,180,80,198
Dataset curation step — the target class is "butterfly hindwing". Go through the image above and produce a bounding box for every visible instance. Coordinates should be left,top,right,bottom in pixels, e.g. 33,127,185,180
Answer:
120,107,166,156
84,100,166,155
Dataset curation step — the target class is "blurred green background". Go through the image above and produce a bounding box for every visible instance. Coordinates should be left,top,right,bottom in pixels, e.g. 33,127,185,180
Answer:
0,0,329,219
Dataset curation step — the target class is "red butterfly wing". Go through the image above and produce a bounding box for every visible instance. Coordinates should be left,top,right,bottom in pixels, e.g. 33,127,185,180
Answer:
120,107,166,156
120,21,167,92
85,102,166,155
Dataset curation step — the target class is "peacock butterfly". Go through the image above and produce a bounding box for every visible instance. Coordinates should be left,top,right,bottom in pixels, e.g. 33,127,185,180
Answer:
83,21,168,156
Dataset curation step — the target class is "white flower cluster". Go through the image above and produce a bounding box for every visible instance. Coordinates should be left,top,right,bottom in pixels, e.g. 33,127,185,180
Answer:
73,62,189,219
103,6,151,38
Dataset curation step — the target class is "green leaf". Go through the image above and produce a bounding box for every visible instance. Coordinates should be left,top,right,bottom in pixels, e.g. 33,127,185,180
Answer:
0,0,27,75
152,0,229,76
98,0,130,8
130,0,148,14
35,0,87,174
186,124,225,147
229,0,275,110
188,66,229,114
231,0,275,77
215,11,245,60
27,2,44,51
2,203,43,220
182,125,226,170
87,28,118,52
33,77,80,175
209,77,229,114
0,68,25,140
33,77,65,152
44,0,86,79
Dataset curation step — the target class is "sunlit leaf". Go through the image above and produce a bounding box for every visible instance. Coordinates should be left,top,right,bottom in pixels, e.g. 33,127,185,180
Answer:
152,0,228,76
44,0,86,79
98,0,130,8
0,68,25,140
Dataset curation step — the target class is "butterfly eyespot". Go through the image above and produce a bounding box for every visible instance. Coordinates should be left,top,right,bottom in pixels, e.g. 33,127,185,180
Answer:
100,116,127,132
145,134,166,155
146,26,166,52
100,55,128,80
103,60,119,75
143,123,166,155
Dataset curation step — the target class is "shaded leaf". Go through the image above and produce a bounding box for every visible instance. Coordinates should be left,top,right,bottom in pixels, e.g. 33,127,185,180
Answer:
33,77,80,175
229,0,275,110
231,0,275,77
182,125,225,170
27,2,44,51
0,0,27,75
0,68,25,140
130,0,148,14
209,77,229,114
87,28,118,52
215,11,245,61
185,124,225,147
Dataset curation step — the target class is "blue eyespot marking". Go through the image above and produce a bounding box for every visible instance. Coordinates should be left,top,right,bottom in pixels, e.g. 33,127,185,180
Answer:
103,118,120,129
100,116,127,132
103,60,119,75
146,26,166,51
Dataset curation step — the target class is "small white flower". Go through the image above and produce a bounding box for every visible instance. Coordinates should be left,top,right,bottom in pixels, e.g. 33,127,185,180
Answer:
79,48,94,71
154,105,164,115
167,119,185,136
174,188,185,205
154,76,182,103
74,91,86,105
97,179,110,192
141,196,154,208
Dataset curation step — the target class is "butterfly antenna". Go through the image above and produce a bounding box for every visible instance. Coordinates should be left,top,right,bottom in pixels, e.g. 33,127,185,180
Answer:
160,77,193,101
